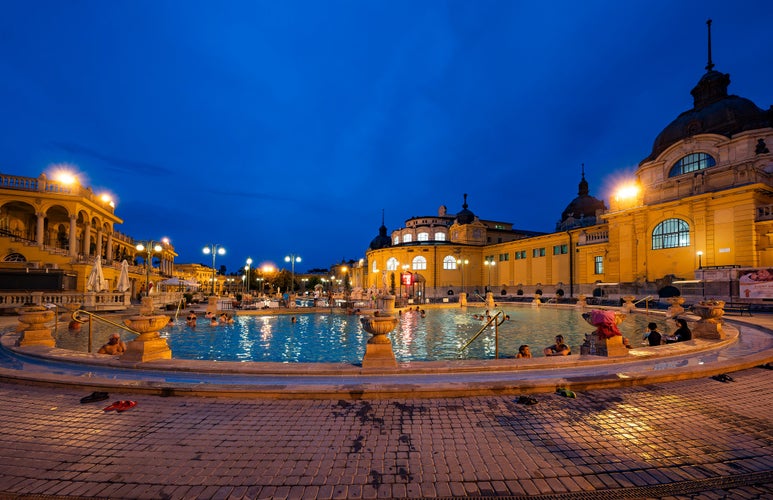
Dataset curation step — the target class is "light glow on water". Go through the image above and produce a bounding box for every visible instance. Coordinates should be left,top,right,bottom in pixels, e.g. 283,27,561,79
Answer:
154,307,658,363
52,307,661,363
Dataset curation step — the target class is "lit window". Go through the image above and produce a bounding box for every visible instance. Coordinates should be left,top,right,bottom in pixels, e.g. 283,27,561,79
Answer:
412,256,427,270
668,153,716,177
372,260,378,273
417,232,429,241
594,256,604,274
435,232,446,241
443,256,457,269
393,236,399,245
499,253,509,262
403,234,412,243
386,258,399,271
652,218,691,249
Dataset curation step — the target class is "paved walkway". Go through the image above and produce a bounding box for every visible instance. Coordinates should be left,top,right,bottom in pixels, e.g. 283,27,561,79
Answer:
0,366,771,499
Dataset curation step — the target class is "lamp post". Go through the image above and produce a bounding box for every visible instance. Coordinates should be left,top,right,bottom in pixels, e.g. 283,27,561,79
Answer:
697,251,704,297
202,244,225,295
135,239,167,297
245,257,252,294
284,254,301,293
457,258,468,294
484,259,496,292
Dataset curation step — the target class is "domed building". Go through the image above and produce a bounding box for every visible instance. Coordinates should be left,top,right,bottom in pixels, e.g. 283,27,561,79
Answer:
365,23,772,304
556,168,607,231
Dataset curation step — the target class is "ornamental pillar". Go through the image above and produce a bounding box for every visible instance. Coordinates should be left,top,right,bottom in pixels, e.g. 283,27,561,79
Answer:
68,215,78,258
36,212,45,247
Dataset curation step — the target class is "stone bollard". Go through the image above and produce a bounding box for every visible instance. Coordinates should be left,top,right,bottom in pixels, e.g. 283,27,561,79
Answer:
666,297,685,318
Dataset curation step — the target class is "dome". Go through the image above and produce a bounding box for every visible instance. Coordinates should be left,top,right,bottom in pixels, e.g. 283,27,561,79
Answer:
557,170,606,231
455,193,475,225
643,69,772,163
368,211,391,250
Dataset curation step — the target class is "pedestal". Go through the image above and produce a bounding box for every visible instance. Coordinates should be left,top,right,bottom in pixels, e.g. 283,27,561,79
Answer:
576,294,587,308
532,294,542,306
459,292,467,307
121,314,173,362
17,306,56,347
376,295,395,314
666,297,685,318
580,334,629,357
206,296,219,315
621,295,636,313
361,315,398,369
692,301,726,340
485,292,495,309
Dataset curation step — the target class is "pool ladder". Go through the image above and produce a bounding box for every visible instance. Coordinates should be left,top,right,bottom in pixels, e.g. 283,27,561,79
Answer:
460,310,506,359
45,303,141,353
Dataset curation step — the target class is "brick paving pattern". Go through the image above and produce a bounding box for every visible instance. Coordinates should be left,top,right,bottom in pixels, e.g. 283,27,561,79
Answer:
0,366,771,499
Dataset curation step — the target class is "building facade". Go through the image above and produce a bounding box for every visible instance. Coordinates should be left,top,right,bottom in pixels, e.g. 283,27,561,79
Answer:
365,51,773,303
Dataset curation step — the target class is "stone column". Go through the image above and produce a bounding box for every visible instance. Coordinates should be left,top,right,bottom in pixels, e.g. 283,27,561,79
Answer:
36,212,45,247
95,229,103,260
82,223,91,257
105,232,113,263
68,215,78,258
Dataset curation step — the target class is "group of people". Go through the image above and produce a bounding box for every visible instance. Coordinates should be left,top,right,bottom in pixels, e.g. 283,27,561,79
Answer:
515,318,693,359
644,318,692,346
183,310,235,327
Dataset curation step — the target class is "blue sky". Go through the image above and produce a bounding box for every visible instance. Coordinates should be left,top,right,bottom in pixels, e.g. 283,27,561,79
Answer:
2,1,772,273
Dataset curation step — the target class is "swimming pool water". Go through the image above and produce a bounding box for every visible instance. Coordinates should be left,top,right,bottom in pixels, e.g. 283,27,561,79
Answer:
151,307,658,363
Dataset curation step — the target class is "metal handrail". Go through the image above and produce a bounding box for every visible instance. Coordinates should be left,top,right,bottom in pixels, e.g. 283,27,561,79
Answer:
72,309,141,353
460,310,505,358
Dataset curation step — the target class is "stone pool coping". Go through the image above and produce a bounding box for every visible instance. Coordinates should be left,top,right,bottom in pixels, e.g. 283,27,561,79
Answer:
1,308,772,399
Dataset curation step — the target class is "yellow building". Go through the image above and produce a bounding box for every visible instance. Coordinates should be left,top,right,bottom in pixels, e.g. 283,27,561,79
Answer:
366,51,772,304
0,171,177,298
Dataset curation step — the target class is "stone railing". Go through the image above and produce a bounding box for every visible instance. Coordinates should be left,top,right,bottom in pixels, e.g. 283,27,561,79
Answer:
577,230,609,246
0,291,182,312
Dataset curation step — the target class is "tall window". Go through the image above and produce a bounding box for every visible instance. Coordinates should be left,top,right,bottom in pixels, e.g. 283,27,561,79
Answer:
403,234,413,243
386,258,399,271
393,236,399,245
652,218,691,249
668,152,716,177
434,232,446,241
372,260,378,273
412,256,427,270
417,232,429,241
594,256,604,274
443,255,457,269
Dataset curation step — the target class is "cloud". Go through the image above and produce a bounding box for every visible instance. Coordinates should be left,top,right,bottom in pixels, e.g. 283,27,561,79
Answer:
51,141,175,176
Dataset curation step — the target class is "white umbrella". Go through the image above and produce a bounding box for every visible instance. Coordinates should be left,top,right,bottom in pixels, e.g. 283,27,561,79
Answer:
116,259,130,292
86,256,105,292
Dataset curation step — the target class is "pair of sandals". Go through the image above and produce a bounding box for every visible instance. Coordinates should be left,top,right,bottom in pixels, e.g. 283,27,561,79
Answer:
516,395,538,405
711,373,735,383
103,400,137,412
556,387,577,398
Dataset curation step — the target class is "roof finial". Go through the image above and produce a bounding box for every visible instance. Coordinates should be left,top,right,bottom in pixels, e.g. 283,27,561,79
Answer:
381,208,385,226
705,19,714,72
463,193,468,209
581,162,585,179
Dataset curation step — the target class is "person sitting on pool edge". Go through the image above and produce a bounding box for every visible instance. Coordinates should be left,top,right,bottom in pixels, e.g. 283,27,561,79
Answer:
98,333,127,355
543,335,571,356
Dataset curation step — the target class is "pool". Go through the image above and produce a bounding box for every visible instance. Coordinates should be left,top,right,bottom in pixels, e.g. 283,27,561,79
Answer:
70,306,660,364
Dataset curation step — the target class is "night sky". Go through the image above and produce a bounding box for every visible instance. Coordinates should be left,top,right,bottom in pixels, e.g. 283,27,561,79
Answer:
2,1,772,273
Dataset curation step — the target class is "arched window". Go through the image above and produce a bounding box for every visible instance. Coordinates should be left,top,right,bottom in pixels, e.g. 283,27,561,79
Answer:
3,253,27,262
434,232,446,241
417,232,429,241
668,152,716,177
412,256,427,270
393,236,399,245
386,257,399,271
372,260,378,273
652,218,691,249
403,234,413,243
443,255,457,270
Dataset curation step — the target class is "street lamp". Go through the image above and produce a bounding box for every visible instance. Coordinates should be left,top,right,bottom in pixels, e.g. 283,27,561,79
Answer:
135,238,167,297
697,251,705,297
245,257,253,294
284,254,301,293
697,251,703,269
484,259,496,292
457,258,469,294
202,244,226,295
